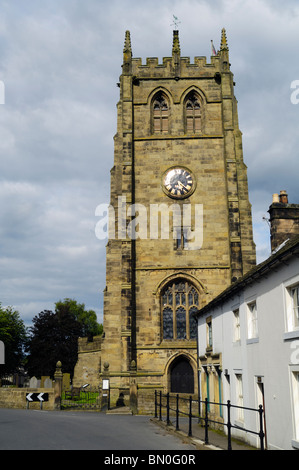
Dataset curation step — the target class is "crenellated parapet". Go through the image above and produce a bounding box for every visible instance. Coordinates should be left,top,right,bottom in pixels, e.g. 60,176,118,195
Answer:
131,56,221,79
77,335,102,353
123,28,229,81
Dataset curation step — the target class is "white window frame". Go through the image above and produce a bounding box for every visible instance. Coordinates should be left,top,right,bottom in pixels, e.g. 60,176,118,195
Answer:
286,282,299,333
290,367,299,448
247,300,258,339
233,308,240,342
206,316,213,350
235,373,244,422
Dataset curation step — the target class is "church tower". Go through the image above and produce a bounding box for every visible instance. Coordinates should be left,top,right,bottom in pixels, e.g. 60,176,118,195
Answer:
74,28,256,412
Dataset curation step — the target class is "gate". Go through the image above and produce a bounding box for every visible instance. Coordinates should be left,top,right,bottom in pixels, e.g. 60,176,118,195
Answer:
61,386,101,410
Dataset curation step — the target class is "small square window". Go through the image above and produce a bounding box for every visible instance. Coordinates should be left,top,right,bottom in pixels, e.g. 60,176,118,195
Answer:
174,227,189,250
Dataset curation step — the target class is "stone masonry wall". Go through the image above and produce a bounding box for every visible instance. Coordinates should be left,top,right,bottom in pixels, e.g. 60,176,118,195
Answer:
0,388,55,410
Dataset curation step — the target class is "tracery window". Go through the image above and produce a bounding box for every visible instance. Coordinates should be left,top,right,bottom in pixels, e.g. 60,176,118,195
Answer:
185,92,201,134
153,92,169,134
161,280,199,341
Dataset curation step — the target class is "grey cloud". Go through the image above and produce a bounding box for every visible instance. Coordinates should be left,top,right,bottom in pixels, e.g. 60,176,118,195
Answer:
0,0,298,326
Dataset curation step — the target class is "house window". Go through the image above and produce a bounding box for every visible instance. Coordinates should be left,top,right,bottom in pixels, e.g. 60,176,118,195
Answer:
285,282,299,334
206,316,213,350
161,280,199,341
247,301,258,339
233,308,240,342
153,92,169,134
235,374,244,422
291,286,299,328
289,284,299,331
185,92,201,134
291,371,299,443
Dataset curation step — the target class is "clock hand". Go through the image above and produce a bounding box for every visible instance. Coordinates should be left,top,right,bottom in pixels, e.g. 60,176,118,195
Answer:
178,181,187,190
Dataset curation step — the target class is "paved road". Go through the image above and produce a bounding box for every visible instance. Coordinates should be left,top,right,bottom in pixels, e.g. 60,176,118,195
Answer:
0,408,196,451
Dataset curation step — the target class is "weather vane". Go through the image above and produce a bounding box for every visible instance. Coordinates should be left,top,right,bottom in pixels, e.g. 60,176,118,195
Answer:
171,15,181,30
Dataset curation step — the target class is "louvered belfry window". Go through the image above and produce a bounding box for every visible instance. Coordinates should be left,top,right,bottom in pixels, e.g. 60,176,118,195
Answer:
153,92,169,134
185,92,201,133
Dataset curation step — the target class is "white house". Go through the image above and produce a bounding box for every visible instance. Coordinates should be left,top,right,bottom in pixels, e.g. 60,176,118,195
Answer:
196,234,299,450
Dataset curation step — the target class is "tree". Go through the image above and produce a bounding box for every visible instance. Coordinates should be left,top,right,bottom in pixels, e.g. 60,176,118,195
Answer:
0,304,28,375
26,310,57,378
55,298,103,337
26,308,82,378
26,299,102,378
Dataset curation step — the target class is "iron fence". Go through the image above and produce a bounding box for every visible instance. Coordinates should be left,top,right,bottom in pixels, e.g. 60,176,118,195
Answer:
154,391,265,450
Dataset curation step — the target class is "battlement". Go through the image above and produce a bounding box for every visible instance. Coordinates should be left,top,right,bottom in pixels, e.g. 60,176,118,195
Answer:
122,28,229,79
131,55,220,78
78,335,102,353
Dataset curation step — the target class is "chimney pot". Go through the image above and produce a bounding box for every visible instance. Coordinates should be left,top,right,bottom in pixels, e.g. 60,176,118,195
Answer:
279,190,288,204
272,193,279,203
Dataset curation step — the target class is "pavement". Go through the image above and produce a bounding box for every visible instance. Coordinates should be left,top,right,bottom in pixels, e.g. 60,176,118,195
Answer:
151,416,258,451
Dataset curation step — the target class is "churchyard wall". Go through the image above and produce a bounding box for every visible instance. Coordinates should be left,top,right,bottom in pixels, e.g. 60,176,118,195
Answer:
0,387,55,410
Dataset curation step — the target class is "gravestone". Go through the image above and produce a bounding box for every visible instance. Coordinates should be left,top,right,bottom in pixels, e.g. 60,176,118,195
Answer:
62,373,71,391
29,376,38,388
44,378,53,388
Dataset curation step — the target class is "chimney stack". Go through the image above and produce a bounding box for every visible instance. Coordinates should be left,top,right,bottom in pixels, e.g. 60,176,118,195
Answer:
268,190,299,252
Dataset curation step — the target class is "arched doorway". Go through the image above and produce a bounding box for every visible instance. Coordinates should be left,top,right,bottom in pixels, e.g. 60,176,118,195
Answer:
170,356,194,394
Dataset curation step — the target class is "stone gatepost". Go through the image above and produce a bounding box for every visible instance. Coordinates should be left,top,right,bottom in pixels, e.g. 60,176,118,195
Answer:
130,360,138,415
54,361,63,410
101,361,110,411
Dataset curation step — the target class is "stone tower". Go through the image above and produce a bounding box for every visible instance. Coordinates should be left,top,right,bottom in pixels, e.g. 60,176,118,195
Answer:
74,28,256,412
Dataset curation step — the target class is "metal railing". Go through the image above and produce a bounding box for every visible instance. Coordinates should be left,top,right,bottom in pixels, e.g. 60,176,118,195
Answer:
154,391,265,450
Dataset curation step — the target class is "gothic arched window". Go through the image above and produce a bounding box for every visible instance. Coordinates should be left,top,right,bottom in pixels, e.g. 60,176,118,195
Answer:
185,92,201,134
152,92,169,134
161,279,199,341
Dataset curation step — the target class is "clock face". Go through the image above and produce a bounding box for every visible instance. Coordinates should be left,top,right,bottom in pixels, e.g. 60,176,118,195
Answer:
163,167,195,199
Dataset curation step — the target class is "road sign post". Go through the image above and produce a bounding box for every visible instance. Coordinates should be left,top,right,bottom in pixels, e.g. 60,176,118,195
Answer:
26,392,49,409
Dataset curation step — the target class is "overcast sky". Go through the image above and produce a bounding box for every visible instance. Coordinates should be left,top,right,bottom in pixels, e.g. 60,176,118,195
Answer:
0,0,298,327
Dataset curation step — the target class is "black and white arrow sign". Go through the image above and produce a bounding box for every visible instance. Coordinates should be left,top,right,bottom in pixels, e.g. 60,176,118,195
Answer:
26,393,49,402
